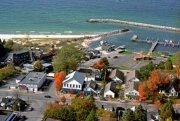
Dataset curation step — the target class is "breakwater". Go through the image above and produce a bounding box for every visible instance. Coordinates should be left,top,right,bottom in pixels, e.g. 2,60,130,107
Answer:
87,19,180,32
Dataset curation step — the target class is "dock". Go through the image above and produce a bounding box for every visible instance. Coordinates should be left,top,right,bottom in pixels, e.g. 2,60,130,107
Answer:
87,19,180,32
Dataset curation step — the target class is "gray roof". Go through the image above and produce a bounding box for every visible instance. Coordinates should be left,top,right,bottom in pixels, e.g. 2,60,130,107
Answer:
63,71,85,85
19,72,46,85
16,75,25,81
125,81,139,93
104,82,115,93
126,70,140,81
109,69,124,81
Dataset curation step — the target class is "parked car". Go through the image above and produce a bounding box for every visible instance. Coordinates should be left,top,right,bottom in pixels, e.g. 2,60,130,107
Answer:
44,95,51,98
27,107,33,111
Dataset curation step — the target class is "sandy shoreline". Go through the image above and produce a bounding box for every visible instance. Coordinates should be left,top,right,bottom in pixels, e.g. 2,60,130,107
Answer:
81,37,102,48
0,34,97,40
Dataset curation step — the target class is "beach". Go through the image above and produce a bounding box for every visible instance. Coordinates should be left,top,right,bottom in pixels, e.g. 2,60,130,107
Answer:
0,34,96,40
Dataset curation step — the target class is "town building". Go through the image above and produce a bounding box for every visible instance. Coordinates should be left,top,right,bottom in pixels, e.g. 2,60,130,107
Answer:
17,72,46,92
126,70,140,82
6,50,34,66
62,71,85,94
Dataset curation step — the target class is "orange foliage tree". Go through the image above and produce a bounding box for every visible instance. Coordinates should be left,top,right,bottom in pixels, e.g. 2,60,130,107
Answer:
54,71,66,91
138,83,147,101
92,58,105,70
60,96,66,104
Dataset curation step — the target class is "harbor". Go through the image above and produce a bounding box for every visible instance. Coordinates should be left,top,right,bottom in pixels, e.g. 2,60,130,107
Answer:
87,19,180,32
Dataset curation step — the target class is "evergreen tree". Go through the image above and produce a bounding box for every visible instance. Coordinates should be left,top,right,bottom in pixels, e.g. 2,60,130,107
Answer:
160,101,175,121
121,109,135,121
134,105,147,121
85,109,97,121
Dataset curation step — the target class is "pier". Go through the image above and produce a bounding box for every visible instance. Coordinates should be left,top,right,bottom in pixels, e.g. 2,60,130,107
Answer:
94,29,129,38
87,19,180,32
147,41,158,56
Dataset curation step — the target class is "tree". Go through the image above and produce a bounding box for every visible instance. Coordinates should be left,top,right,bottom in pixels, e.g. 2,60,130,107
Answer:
134,105,147,121
139,61,155,80
138,83,147,101
175,52,180,77
54,72,65,91
165,58,173,70
71,96,95,121
60,96,66,104
92,57,109,70
0,42,6,58
160,101,175,121
121,109,135,121
33,60,43,72
4,40,14,52
85,109,97,121
53,44,84,73
0,65,16,83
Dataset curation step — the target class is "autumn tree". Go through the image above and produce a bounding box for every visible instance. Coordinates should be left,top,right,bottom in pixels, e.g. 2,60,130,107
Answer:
53,44,84,73
138,83,147,101
60,96,66,104
54,72,66,91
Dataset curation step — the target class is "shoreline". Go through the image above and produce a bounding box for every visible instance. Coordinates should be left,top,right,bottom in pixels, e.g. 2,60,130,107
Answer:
0,34,97,40
87,19,180,32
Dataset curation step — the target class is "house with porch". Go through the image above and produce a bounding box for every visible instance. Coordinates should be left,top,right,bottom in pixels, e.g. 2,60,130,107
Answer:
124,81,139,100
62,71,85,94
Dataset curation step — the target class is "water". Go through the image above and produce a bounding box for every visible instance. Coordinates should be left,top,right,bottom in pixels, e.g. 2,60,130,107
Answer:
0,0,180,52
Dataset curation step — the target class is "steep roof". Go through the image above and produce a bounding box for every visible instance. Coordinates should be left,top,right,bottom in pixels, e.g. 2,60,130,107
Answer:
126,70,140,82
63,71,85,85
104,82,115,93
166,78,180,93
109,69,124,81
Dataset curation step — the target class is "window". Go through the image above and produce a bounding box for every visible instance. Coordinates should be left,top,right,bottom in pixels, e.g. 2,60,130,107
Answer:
73,84,75,88
70,84,72,87
67,84,69,87
79,85,80,88
64,84,66,87
76,85,78,88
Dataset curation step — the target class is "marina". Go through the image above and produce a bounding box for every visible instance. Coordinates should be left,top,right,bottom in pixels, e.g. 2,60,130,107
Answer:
131,35,180,55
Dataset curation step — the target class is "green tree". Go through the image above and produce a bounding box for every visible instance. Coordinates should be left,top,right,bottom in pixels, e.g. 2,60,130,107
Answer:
140,61,155,80
160,101,175,121
134,105,147,121
121,109,135,121
53,44,84,73
165,58,173,70
0,42,6,58
85,109,97,121
33,60,43,72
4,40,14,52
0,65,16,82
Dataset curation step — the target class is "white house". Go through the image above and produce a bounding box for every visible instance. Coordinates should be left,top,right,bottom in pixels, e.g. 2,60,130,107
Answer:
104,82,116,98
124,81,139,99
62,71,85,93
